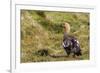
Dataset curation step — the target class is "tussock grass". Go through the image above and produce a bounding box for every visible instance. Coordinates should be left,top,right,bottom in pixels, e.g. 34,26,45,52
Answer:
20,10,90,63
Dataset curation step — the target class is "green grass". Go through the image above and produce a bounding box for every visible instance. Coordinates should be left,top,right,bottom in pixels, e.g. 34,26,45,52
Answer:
20,10,90,63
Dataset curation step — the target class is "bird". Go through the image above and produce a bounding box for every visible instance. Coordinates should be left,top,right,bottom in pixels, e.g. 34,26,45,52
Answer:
62,22,82,57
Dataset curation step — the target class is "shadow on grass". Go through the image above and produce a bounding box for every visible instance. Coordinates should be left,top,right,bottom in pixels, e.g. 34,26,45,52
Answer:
49,54,83,60
49,54,68,58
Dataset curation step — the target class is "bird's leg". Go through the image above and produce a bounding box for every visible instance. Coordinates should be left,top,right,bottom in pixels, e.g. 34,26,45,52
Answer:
72,53,76,58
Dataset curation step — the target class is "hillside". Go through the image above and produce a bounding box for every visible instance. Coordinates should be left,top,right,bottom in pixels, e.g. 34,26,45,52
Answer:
20,10,89,63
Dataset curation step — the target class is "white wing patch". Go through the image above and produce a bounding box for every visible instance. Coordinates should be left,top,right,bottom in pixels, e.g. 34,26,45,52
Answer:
75,40,79,44
63,41,69,47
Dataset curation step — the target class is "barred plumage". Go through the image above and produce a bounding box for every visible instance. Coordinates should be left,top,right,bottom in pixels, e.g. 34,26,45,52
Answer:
62,22,82,57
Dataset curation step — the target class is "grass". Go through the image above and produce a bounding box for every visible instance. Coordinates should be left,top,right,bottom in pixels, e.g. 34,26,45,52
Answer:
20,10,90,63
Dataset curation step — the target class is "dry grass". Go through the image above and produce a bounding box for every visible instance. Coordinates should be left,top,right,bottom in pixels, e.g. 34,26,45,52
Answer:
20,10,90,63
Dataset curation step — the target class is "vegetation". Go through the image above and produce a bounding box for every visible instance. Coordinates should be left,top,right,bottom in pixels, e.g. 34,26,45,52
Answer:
20,10,90,63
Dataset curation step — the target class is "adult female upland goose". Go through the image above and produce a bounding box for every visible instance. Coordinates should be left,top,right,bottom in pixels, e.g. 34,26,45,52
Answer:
62,22,82,57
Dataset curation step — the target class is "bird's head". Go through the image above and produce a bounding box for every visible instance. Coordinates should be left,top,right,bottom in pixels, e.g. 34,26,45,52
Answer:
63,22,70,33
